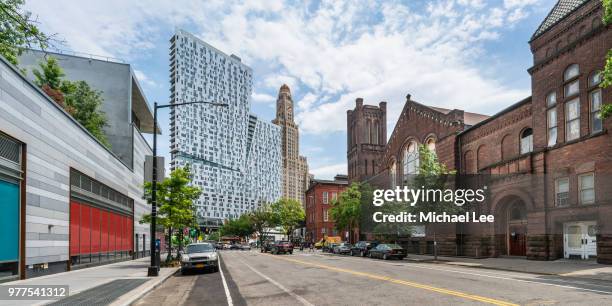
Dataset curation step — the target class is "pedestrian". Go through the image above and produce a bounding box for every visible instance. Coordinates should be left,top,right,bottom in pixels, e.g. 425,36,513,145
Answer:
309,240,314,252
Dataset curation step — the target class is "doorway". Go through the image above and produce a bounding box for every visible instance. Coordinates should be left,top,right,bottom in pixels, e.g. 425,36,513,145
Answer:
564,221,597,259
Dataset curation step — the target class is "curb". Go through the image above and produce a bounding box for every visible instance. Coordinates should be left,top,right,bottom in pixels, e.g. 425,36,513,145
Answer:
114,267,180,306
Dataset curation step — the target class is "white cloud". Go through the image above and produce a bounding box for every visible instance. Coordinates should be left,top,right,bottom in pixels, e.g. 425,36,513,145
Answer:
133,69,157,87
310,163,347,180
24,0,542,136
251,91,276,105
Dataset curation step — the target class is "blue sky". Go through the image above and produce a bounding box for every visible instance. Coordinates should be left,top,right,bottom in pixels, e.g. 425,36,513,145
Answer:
25,0,556,179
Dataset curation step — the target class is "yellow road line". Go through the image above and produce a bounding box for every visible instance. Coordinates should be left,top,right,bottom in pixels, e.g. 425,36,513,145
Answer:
263,254,518,306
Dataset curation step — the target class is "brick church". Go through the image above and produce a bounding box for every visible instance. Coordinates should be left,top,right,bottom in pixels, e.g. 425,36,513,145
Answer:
347,0,612,263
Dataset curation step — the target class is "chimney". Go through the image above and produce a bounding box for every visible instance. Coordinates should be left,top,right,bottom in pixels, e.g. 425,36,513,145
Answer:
356,98,363,108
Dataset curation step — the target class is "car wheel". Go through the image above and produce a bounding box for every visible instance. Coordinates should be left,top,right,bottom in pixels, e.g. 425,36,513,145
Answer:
181,268,187,275
383,254,388,260
289,251,293,255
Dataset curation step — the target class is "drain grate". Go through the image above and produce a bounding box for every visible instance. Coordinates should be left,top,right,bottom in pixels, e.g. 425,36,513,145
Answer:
48,278,148,306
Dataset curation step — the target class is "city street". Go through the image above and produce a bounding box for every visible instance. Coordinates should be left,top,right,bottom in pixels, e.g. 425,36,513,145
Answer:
135,250,612,306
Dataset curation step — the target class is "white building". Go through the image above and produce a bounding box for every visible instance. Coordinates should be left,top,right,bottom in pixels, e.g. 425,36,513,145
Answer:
169,30,281,224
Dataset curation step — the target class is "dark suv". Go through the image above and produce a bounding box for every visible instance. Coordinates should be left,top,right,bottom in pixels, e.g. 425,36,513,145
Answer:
350,241,379,257
270,241,294,254
260,240,275,253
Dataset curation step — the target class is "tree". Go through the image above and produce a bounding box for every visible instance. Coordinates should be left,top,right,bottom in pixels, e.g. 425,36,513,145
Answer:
207,231,220,242
220,214,255,240
62,81,110,148
330,182,361,243
141,165,202,261
404,145,458,260
0,0,54,66
271,198,304,240
601,0,612,119
31,56,111,147
249,203,278,246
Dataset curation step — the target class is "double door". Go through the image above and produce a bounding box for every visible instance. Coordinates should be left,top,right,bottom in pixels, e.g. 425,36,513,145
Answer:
564,221,597,259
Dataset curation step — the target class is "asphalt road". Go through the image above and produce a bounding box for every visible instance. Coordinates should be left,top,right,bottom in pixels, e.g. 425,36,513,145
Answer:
135,250,612,306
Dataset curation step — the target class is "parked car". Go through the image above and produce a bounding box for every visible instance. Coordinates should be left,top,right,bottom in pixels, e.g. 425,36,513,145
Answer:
270,241,294,254
368,243,407,260
332,242,352,255
261,241,275,253
322,243,338,253
240,244,251,251
351,241,379,257
180,242,218,274
229,244,241,250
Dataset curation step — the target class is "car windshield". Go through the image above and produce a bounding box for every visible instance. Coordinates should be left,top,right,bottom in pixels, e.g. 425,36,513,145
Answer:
186,244,214,253
387,244,403,249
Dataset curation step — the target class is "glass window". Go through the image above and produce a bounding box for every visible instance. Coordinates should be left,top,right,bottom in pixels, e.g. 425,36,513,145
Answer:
520,128,533,154
547,108,557,147
546,92,557,107
556,177,569,206
589,71,602,87
426,138,436,153
564,80,579,97
403,141,419,182
390,161,397,188
565,99,580,141
323,209,329,222
579,173,595,204
322,192,328,204
564,64,579,81
332,192,337,201
590,90,602,133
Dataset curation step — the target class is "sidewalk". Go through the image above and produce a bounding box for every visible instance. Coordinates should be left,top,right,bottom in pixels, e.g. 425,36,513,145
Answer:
0,257,178,306
406,254,612,281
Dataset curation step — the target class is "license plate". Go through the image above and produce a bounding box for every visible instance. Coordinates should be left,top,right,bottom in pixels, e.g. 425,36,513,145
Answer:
195,263,205,268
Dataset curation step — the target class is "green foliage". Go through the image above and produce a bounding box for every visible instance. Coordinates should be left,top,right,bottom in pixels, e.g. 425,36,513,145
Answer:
220,214,255,238
271,198,305,238
249,203,278,245
602,1,612,119
0,0,52,66
33,56,64,89
63,81,110,147
330,182,361,241
31,56,111,147
141,166,202,257
207,231,220,242
604,0,612,25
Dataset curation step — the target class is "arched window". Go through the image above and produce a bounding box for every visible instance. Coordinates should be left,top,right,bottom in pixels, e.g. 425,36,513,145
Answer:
372,120,379,144
520,128,533,154
390,161,397,188
589,71,602,87
366,119,372,143
477,145,487,170
403,141,419,182
501,134,512,160
564,64,580,98
463,150,475,174
426,137,436,153
564,64,579,81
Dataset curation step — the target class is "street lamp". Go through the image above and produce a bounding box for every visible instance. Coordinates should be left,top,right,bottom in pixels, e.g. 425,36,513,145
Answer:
148,100,227,277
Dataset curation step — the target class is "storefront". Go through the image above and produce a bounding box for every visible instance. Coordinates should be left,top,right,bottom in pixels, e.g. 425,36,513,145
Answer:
69,169,134,267
0,133,23,281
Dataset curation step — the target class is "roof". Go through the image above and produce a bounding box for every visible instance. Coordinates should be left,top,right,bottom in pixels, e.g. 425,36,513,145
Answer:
428,106,490,126
458,96,532,136
532,0,589,39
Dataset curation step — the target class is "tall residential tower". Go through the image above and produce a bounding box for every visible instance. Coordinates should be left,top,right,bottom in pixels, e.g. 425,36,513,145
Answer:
272,84,309,206
169,30,281,225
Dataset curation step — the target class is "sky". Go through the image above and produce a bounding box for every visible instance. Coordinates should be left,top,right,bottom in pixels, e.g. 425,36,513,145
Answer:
24,0,557,179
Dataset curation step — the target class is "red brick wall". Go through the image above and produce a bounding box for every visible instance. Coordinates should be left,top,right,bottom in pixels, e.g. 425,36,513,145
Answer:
305,182,348,242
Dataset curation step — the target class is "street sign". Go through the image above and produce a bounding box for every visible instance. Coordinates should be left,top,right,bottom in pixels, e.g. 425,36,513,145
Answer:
144,156,165,183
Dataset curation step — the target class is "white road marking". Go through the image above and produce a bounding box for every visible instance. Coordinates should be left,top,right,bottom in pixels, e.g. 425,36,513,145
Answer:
218,255,234,306
234,253,315,306
312,253,612,294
